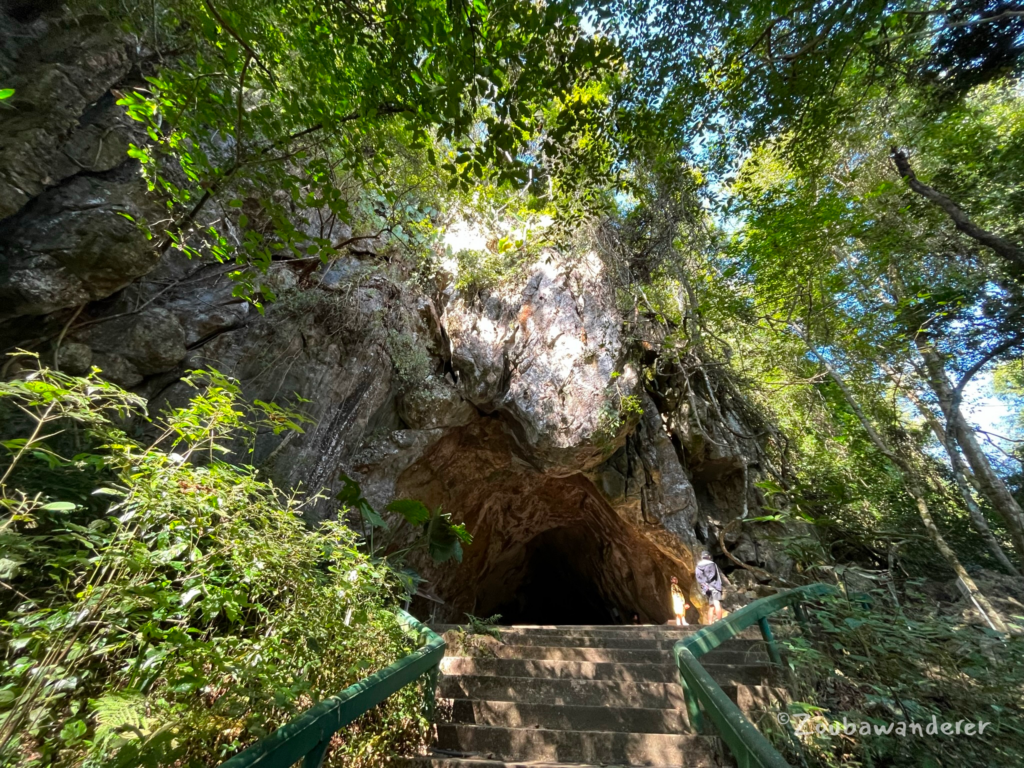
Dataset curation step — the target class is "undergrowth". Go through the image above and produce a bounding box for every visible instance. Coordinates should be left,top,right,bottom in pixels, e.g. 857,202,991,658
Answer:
763,588,1024,768
0,363,430,767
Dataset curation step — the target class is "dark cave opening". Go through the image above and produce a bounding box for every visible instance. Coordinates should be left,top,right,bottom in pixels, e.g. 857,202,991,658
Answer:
480,526,636,626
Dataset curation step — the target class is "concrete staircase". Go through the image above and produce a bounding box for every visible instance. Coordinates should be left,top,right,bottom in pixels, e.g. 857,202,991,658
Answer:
405,624,781,768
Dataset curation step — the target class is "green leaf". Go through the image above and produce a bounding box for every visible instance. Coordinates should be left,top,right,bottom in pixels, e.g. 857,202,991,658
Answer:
427,530,463,564
386,499,431,526
60,718,88,743
450,522,472,544
336,472,366,508
337,473,386,528
359,502,387,529
0,89,13,100
426,510,468,563
40,501,76,511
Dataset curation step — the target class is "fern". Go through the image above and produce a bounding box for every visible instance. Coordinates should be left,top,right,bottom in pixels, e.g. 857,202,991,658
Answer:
92,692,154,741
465,613,503,640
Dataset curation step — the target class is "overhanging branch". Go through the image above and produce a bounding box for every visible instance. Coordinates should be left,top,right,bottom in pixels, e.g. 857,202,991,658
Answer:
891,149,1024,270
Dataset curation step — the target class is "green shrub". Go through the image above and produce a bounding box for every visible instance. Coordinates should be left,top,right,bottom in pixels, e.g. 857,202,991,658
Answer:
0,363,429,767
593,377,644,450
465,614,503,641
766,588,1024,768
384,329,433,390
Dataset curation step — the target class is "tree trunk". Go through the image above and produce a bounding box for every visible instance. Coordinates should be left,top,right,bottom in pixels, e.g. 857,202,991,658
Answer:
891,149,1024,270
915,340,1024,562
794,326,1011,634
903,386,1023,580
906,483,1009,635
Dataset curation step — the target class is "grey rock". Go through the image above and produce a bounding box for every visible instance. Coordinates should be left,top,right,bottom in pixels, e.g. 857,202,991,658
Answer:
350,428,446,512
640,395,700,539
56,341,92,375
446,249,639,471
123,308,188,374
593,464,626,502
76,307,186,377
0,14,135,220
398,375,477,430
731,534,759,564
91,351,142,388
0,174,161,318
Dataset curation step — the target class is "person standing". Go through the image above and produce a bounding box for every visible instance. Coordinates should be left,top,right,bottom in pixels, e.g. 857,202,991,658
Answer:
669,576,689,626
695,551,724,623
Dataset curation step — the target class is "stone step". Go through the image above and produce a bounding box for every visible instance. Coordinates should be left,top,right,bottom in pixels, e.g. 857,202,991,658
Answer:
474,633,765,651
495,626,702,640
400,757,718,768
485,634,683,650
482,644,769,666
419,624,764,768
441,658,774,686
439,674,688,709
432,626,704,638
494,626,763,640
443,698,689,733
441,674,778,709
434,724,723,765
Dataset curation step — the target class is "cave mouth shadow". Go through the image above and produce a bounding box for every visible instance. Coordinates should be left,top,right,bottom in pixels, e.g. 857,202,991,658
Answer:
480,526,640,626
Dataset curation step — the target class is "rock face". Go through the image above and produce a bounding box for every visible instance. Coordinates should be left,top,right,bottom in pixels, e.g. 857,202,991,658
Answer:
0,9,156,320
0,14,136,221
0,174,161,319
0,3,790,625
445,249,638,472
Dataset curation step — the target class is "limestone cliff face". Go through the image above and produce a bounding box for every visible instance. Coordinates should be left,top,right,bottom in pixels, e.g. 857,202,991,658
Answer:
0,5,791,624
443,249,638,473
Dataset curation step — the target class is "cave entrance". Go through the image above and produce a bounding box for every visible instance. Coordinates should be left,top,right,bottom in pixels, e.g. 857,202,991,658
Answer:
480,525,633,626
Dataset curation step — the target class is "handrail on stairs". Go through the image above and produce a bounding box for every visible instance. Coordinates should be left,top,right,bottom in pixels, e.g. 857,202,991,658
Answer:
218,609,446,768
673,583,838,768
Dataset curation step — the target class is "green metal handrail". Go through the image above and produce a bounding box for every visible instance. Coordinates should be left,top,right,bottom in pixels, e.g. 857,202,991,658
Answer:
673,583,838,768
219,610,445,768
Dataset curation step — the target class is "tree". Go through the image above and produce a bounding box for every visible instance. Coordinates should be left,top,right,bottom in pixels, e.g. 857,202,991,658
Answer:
100,0,617,299
794,326,1010,633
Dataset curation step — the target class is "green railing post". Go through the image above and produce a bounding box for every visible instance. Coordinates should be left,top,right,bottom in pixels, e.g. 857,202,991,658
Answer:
758,616,783,668
672,583,838,768
423,662,441,723
302,740,330,768
682,679,705,732
673,643,706,732
792,602,810,635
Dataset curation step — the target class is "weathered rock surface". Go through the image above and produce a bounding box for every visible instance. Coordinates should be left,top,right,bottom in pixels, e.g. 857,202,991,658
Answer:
0,8,156,320
0,13,136,221
398,375,477,431
0,173,161,319
445,250,639,472
78,307,186,377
